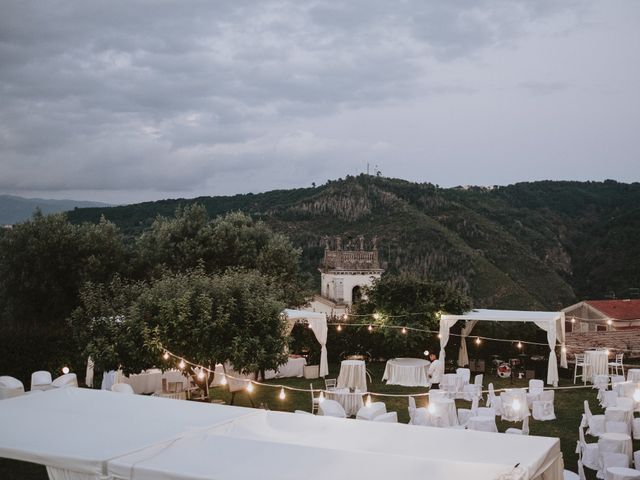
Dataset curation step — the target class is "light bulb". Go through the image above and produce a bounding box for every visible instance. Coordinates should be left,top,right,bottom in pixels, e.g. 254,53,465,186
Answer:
605,349,610,356
365,394,372,407
571,317,576,323
337,324,342,332
62,366,69,374
308,323,313,329
561,346,567,353
220,375,227,385
475,337,481,345
342,313,348,320
163,351,169,360
246,382,254,393
401,327,407,334
178,359,185,369
427,403,436,415
368,324,373,332
318,391,325,403
279,387,286,400
437,333,442,339
517,341,522,349
607,319,613,326
423,350,429,356
633,389,640,403
197,369,205,380
512,399,521,411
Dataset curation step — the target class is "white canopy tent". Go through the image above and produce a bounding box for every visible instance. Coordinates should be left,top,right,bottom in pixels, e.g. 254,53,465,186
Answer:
283,309,328,377
0,388,563,480
439,309,567,386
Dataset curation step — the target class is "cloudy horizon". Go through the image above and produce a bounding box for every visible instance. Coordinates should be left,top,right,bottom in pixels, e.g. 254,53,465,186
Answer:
1,1,638,204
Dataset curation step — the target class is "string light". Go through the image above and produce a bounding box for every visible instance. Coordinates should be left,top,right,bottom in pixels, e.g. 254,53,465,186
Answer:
342,313,348,320
401,327,407,334
561,346,567,353
475,337,481,345
423,350,429,356
337,324,342,332
607,319,613,326
365,394,372,407
516,341,522,349
246,382,254,393
308,323,313,329
220,375,227,386
318,391,325,403
197,369,205,381
62,366,70,374
178,359,186,369
368,324,373,332
427,403,436,415
437,333,442,339
279,387,286,400
605,349,610,356
163,351,170,360
571,317,576,324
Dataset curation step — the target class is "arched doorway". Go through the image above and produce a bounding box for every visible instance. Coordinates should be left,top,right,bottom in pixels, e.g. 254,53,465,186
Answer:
352,285,362,303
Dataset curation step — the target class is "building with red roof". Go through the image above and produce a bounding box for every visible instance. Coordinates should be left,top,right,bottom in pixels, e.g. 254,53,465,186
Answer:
563,299,640,333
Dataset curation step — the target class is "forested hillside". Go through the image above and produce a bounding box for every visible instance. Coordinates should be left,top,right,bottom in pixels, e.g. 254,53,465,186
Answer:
67,176,640,309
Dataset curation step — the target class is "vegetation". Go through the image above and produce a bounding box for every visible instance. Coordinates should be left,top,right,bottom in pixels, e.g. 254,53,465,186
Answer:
68,176,640,308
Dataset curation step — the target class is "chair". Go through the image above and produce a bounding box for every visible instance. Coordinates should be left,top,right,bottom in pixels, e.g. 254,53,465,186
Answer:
577,422,600,471
408,396,429,426
505,415,530,435
462,374,483,401
51,373,78,388
532,390,556,421
324,378,337,391
526,379,544,407
602,390,619,409
633,419,640,440
634,450,640,469
111,383,135,394
318,399,347,418
310,383,322,414
594,374,610,391
617,397,634,411
356,402,386,421
0,376,25,400
605,468,640,480
563,470,579,480
584,400,605,437
574,353,590,385
373,411,398,423
456,368,471,385
501,390,527,422
457,395,479,427
440,373,461,399
611,375,626,386
605,421,629,434
609,353,624,377
477,407,496,418
486,383,503,415
429,389,447,401
30,371,52,391
602,453,629,479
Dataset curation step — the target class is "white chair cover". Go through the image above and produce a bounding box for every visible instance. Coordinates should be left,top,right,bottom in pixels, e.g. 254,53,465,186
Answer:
606,467,640,480
594,374,610,390
0,376,25,400
532,390,556,421
602,391,620,409
501,389,529,422
633,419,640,440
111,383,135,394
30,371,52,391
487,383,503,414
318,399,347,418
578,425,600,471
585,400,606,436
527,379,545,407
467,415,498,433
505,415,530,435
633,450,640,469
457,395,479,427
602,452,629,477
455,368,471,385
372,411,398,423
51,373,78,388
356,402,386,421
440,373,462,399
617,397,634,410
606,422,629,434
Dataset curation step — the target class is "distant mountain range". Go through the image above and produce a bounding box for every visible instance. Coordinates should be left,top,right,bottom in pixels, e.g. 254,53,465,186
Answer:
66,176,640,310
0,194,110,225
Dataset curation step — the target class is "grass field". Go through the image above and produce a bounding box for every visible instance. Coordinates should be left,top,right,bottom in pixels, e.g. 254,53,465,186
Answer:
0,363,630,479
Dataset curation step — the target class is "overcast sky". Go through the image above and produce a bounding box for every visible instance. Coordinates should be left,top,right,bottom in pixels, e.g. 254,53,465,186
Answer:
1,1,638,204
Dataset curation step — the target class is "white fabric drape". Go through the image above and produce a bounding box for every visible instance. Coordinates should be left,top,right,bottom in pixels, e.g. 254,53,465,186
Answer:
457,320,478,367
533,319,560,387
438,316,458,377
308,317,328,377
85,357,94,389
46,466,106,480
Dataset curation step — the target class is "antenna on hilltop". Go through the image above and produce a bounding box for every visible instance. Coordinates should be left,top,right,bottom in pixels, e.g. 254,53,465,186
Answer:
367,162,370,176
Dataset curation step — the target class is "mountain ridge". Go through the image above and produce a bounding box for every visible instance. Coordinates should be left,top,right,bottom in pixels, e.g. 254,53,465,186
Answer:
0,194,111,225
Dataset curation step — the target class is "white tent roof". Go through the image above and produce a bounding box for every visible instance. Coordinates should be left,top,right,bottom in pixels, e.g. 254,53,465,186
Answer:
441,309,563,323
0,388,563,480
283,308,327,321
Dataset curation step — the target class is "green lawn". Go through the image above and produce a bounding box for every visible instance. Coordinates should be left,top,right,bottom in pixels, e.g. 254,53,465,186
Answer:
0,363,630,479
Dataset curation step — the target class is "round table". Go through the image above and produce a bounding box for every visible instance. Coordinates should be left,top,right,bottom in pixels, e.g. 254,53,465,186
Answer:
467,416,498,433
628,369,640,383
325,388,364,416
337,360,367,391
382,358,430,387
606,467,640,480
585,350,609,383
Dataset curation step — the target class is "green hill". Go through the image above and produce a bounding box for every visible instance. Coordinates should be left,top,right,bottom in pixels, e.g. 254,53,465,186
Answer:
0,194,110,225
67,176,640,309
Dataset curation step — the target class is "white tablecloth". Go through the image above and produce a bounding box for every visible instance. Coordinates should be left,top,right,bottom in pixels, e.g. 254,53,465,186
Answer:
468,416,498,433
124,370,190,394
586,350,609,383
325,388,364,416
382,358,430,387
264,357,307,379
337,360,367,391
627,369,640,383
430,398,458,427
